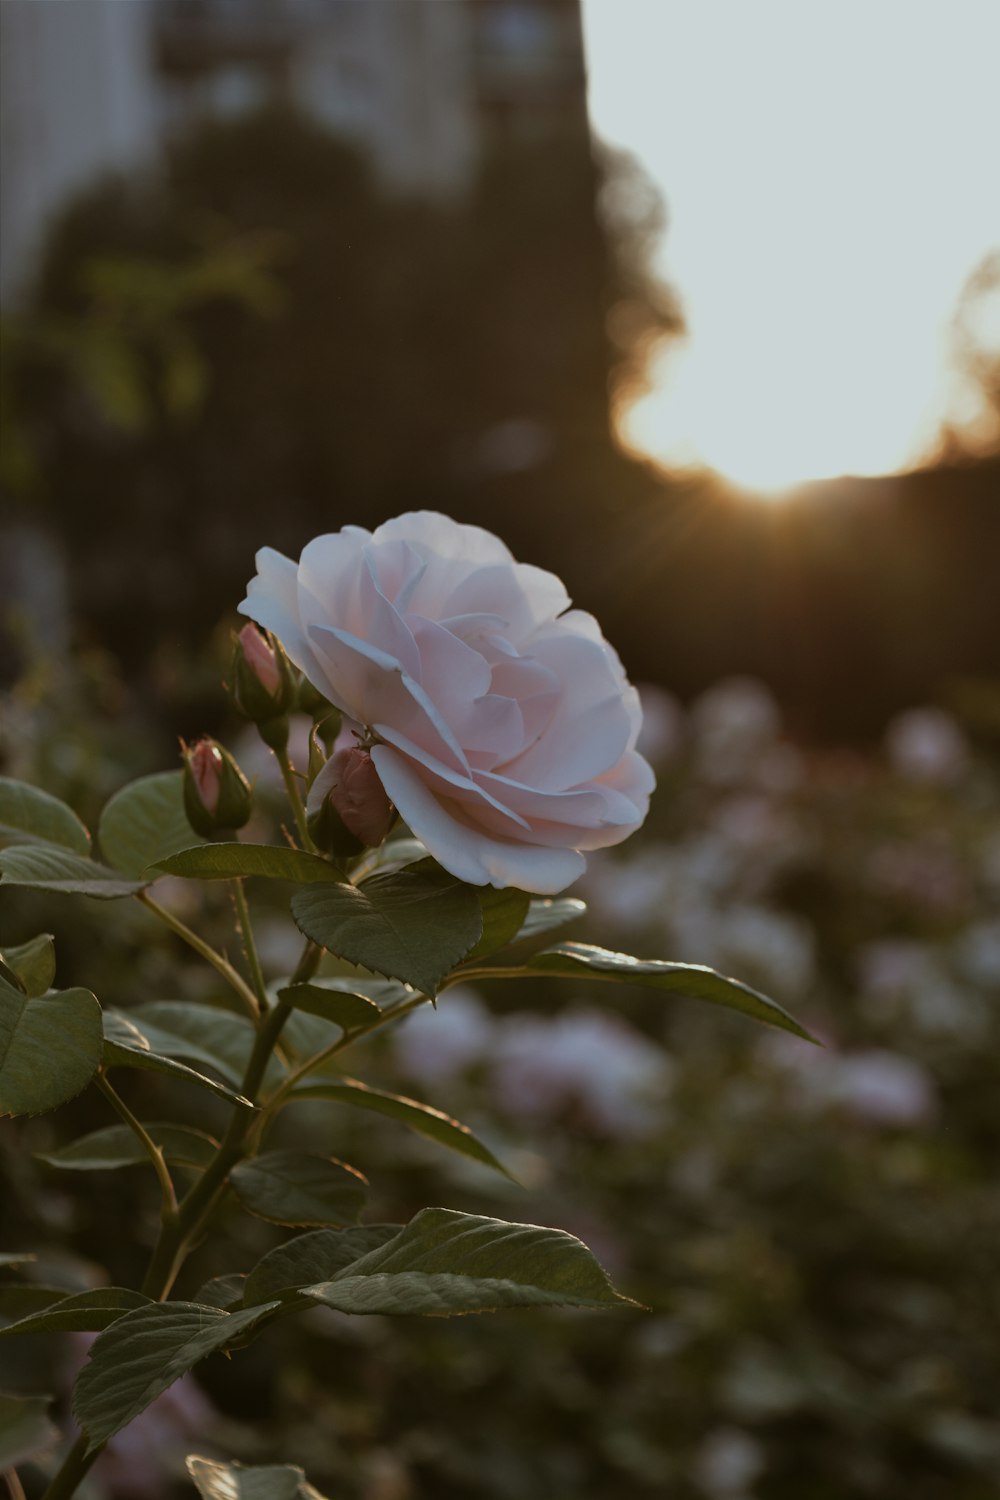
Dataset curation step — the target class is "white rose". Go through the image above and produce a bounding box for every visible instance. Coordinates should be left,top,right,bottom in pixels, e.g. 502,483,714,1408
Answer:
239,511,654,893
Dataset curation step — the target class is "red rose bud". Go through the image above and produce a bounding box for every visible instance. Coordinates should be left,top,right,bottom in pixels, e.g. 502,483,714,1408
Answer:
306,746,394,856
182,737,253,836
230,624,295,734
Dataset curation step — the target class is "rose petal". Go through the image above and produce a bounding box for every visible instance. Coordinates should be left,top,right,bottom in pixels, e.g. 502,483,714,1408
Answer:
308,623,469,774
372,725,531,832
504,630,633,790
371,744,586,893
239,547,330,694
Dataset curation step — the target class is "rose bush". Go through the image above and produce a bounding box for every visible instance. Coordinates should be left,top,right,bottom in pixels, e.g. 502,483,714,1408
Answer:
240,511,654,892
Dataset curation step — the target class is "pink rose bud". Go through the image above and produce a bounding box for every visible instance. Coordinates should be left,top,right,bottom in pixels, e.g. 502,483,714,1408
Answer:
331,748,395,846
306,747,395,855
188,739,223,814
182,737,253,836
230,625,294,742
239,623,282,697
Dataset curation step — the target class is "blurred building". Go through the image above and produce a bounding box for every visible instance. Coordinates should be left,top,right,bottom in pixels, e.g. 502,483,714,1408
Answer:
0,0,160,299
0,0,586,301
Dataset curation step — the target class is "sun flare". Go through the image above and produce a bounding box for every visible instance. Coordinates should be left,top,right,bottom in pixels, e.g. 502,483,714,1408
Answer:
582,0,1000,495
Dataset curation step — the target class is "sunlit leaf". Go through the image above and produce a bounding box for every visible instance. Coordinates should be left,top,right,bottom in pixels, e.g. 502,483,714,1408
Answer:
230,1150,367,1227
243,1225,400,1307
1,932,56,996
291,1077,513,1179
186,1454,330,1500
0,956,24,993
0,977,103,1117
74,1299,282,1450
0,776,91,854
510,897,587,950
98,770,206,877
309,975,415,1007
480,942,815,1040
457,898,587,969
291,861,482,996
355,837,429,875
302,1207,639,1317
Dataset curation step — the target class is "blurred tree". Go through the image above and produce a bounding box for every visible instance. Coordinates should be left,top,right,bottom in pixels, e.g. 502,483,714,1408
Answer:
6,104,675,677
937,249,1000,463
4,102,998,740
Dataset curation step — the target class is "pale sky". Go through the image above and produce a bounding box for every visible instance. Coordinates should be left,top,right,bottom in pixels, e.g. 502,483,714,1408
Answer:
581,0,1000,492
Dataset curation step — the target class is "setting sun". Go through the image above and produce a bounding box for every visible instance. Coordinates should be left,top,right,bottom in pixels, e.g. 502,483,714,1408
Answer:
582,0,1000,493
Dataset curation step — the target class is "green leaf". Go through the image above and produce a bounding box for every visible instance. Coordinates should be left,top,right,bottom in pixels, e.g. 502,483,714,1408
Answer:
244,1225,401,1307
230,1150,367,1227
277,982,380,1031
193,1274,247,1311
292,1077,513,1180
98,770,207,877
121,1001,272,1089
464,887,532,963
511,897,588,950
278,1009,341,1065
0,1285,68,1325
0,956,24,992
37,1121,218,1172
186,1454,330,1500
152,842,342,883
485,943,815,1040
102,1011,254,1109
1,932,56,996
0,1391,60,1468
302,1207,639,1317
0,1287,150,1336
0,978,103,1117
0,775,91,854
0,843,144,898
459,898,587,968
276,980,409,1068
357,836,429,874
291,861,483,996
74,1299,282,1450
